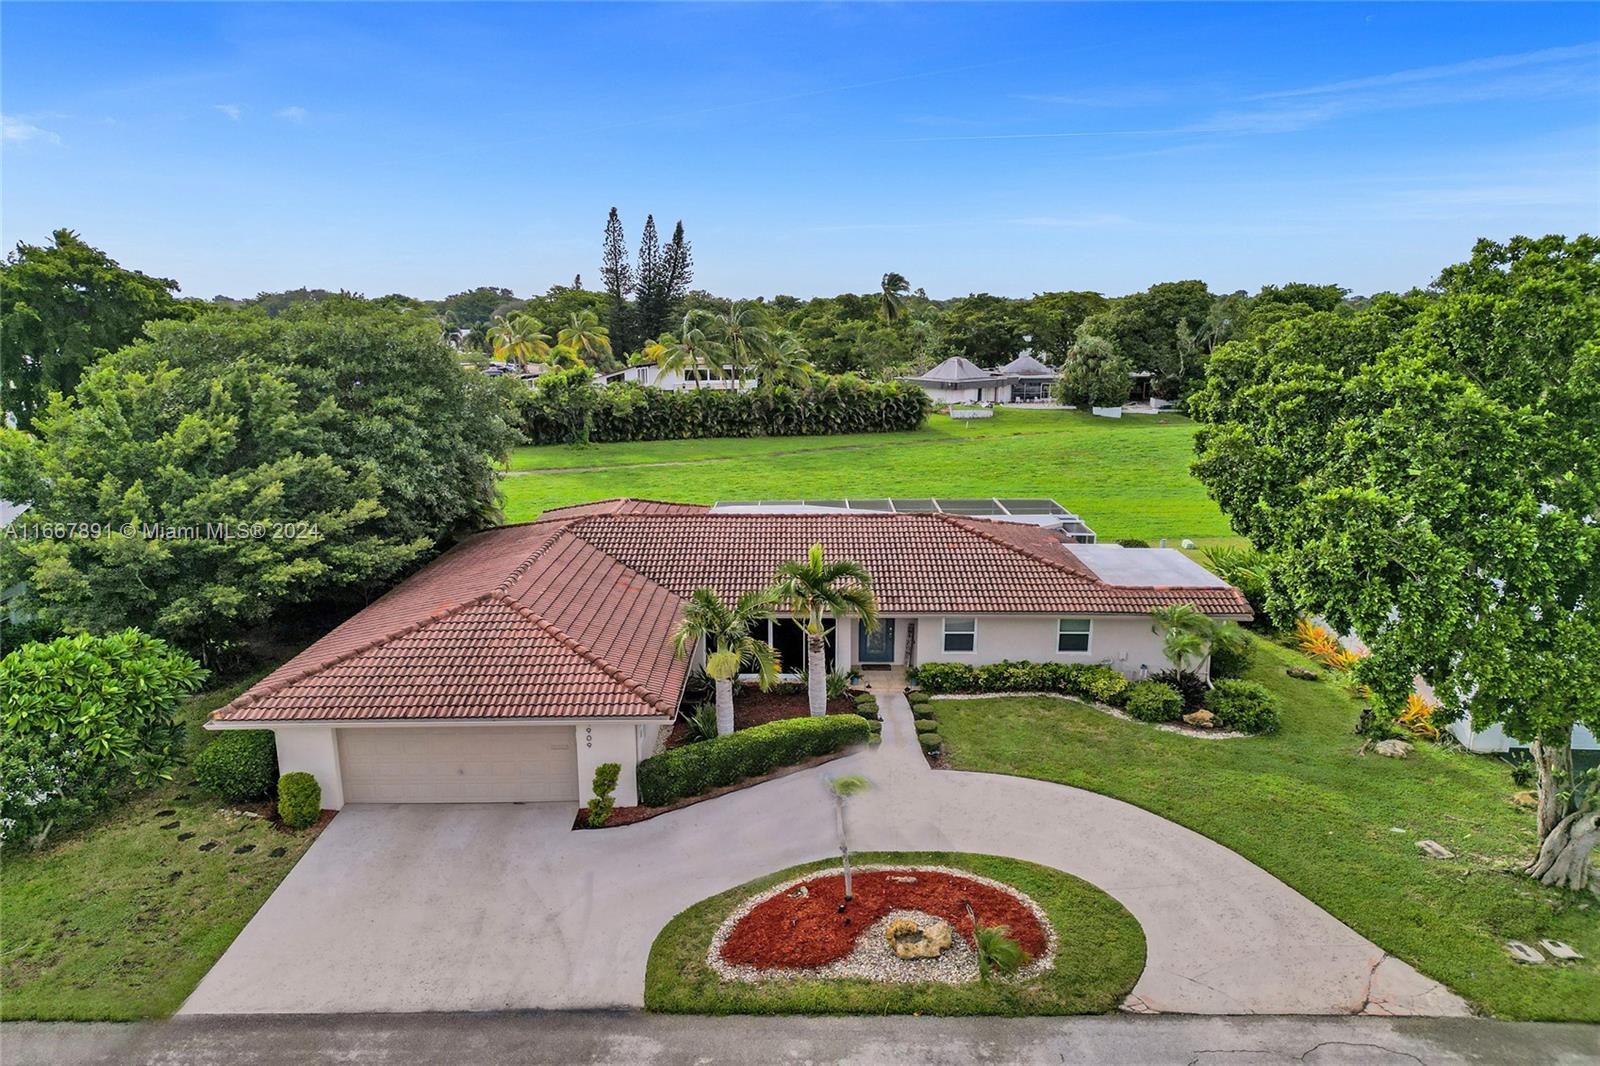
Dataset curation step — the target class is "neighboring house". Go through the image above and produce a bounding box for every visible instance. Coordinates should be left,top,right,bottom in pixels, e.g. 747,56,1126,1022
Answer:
597,364,753,391
207,498,1249,810
898,356,1014,404
998,351,1057,401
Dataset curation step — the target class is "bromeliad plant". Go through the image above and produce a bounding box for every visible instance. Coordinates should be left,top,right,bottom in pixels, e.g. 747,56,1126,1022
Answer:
775,544,878,719
671,587,780,737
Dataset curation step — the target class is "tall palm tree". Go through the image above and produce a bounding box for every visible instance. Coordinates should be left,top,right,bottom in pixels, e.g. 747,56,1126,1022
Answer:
774,544,878,717
879,272,910,324
671,587,780,736
711,302,770,390
656,315,724,389
558,309,613,368
754,333,814,390
1150,603,1220,676
487,313,551,370
828,773,870,904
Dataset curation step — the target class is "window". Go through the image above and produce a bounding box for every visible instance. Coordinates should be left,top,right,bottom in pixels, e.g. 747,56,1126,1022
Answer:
943,617,976,653
1058,618,1092,653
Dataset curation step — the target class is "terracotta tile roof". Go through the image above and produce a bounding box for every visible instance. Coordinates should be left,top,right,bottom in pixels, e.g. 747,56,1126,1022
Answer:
212,502,1248,725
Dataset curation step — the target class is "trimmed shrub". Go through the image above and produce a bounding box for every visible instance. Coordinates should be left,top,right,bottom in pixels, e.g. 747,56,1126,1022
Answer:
1208,626,1256,679
1116,538,1150,548
918,732,944,754
1206,679,1282,734
1125,681,1184,723
587,762,621,827
276,772,321,829
637,714,871,806
192,730,278,801
852,702,879,721
1151,669,1207,712
914,719,939,734
910,659,1130,706
907,690,932,706
912,702,937,719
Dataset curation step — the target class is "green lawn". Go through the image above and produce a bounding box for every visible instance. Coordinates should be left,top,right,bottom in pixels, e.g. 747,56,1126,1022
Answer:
645,851,1145,1016
502,408,1238,547
1,666,319,1021
928,639,1600,1022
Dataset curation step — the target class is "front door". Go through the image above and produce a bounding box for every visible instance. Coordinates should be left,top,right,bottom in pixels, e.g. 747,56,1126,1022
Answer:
858,618,896,664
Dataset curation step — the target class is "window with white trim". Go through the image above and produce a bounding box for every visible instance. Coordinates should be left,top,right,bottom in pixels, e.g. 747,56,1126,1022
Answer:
1057,618,1092,653
943,616,976,653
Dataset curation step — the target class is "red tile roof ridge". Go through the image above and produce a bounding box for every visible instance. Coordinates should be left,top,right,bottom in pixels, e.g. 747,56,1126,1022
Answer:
935,513,1098,581
493,593,677,714
495,523,579,596
222,594,495,713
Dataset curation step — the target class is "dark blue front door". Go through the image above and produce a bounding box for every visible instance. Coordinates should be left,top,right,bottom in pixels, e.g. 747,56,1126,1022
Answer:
858,618,896,663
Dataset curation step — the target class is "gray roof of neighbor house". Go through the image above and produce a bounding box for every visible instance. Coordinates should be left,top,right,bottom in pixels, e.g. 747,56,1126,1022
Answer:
1000,352,1057,378
899,356,1011,387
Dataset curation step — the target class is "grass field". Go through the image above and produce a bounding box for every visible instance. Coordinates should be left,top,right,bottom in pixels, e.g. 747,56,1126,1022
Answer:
502,408,1238,547
0,668,319,1020
645,851,1145,1016
928,638,1600,1022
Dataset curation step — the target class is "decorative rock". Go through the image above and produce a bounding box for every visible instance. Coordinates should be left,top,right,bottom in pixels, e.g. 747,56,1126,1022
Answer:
1181,538,1197,550
885,917,954,959
1415,839,1453,859
1511,790,1538,810
1539,939,1584,961
1182,710,1216,729
1375,739,1414,759
1506,940,1545,964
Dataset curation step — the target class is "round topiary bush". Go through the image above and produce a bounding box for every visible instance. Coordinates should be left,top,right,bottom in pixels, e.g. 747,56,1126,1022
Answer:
918,732,944,754
192,730,278,801
276,771,322,829
1125,681,1184,723
914,719,939,734
1206,679,1282,734
912,705,937,721
907,690,932,705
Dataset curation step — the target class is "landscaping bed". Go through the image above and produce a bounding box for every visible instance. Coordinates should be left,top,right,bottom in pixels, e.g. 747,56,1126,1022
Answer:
664,687,857,748
645,851,1146,1016
570,747,854,830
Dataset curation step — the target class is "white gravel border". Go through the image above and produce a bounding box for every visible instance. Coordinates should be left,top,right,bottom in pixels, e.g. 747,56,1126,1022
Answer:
925,692,1252,740
707,864,1057,986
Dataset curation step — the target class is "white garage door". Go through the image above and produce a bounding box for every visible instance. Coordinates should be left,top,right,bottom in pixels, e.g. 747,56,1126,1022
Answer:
338,726,578,803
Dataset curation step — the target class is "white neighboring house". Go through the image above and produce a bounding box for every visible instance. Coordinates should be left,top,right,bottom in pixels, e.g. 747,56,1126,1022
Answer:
898,356,1014,404
998,351,1058,402
597,364,754,391
208,498,1250,811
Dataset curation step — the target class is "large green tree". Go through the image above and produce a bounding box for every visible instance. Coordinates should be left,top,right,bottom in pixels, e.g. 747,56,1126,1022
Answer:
0,300,519,659
1190,235,1600,890
1,230,188,430
1098,280,1214,395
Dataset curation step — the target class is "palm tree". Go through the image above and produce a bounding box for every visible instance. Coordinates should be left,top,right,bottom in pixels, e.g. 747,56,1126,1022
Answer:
671,587,780,736
558,309,613,367
545,343,589,371
656,315,724,389
878,272,910,324
487,313,550,370
710,303,770,390
828,773,870,904
1150,603,1221,676
754,333,814,390
774,544,878,717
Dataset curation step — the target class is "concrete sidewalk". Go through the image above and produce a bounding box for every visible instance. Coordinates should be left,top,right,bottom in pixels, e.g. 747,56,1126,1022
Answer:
6,1014,1597,1066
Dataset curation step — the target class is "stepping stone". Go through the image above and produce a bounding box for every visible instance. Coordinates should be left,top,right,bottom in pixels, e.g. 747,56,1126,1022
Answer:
1539,940,1583,961
177,832,195,842
156,809,175,817
233,843,255,855
268,847,287,858
1506,941,1545,964
167,870,183,883
198,841,218,852
159,821,179,831
1415,839,1453,859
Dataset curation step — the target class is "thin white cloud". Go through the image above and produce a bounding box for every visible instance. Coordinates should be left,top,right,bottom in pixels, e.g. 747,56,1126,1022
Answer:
1249,41,1600,100
1007,213,1131,229
2,114,61,145
214,104,242,121
274,106,308,123
1018,88,1172,109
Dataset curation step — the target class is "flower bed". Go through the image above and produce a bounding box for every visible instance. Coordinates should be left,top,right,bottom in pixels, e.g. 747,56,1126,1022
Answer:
713,866,1052,983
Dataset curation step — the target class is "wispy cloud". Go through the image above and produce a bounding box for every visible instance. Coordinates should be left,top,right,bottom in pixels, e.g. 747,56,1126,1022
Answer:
2,114,62,145
274,105,307,123
1018,87,1172,109
214,103,242,121
1007,213,1131,229
1248,41,1600,100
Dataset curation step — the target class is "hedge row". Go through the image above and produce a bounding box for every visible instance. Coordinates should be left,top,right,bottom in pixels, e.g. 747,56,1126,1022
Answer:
637,714,871,807
521,376,931,445
910,661,1131,705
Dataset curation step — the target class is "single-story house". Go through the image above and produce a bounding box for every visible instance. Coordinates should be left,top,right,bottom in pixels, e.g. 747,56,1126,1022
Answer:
999,351,1057,401
597,363,753,391
898,356,1014,405
208,499,1249,810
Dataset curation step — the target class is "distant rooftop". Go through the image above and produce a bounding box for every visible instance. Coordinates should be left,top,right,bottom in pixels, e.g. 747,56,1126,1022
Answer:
899,356,1011,387
710,497,1095,541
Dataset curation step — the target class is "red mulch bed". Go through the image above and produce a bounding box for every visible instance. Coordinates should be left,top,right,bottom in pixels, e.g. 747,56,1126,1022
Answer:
664,687,858,747
719,869,1048,969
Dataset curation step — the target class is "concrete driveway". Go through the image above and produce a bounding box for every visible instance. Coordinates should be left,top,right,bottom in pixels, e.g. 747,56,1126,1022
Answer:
181,695,1468,1016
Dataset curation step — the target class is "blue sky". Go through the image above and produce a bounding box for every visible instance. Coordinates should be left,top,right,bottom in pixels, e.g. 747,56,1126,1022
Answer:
3,3,1596,301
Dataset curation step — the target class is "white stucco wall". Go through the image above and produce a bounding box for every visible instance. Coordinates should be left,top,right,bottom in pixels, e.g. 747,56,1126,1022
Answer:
922,383,1013,405
576,722,641,807
908,613,1192,679
272,726,346,810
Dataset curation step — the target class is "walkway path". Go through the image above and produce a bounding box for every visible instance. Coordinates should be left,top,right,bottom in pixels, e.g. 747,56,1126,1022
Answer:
180,694,1468,1016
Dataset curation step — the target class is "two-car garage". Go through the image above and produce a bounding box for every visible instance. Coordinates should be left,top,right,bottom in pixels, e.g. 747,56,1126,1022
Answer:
337,726,579,804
